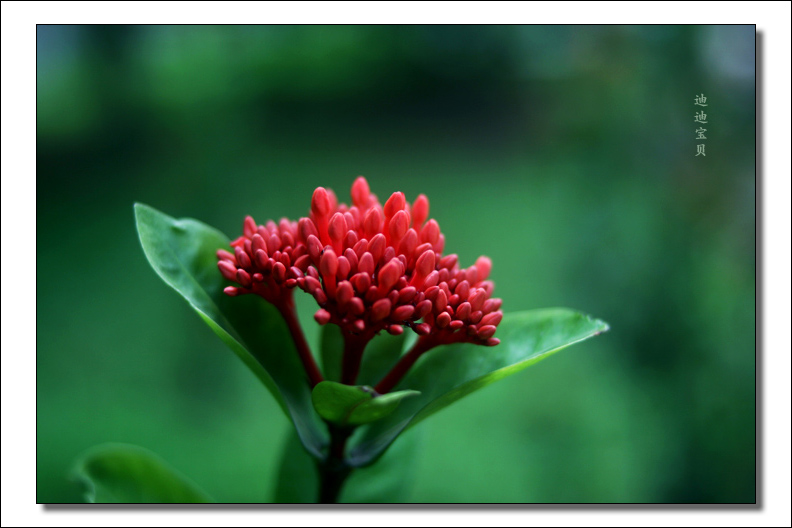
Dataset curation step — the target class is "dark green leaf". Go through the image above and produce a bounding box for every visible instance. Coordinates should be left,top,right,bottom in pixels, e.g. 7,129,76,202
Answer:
311,381,419,426
348,308,609,466
72,444,211,503
134,203,326,457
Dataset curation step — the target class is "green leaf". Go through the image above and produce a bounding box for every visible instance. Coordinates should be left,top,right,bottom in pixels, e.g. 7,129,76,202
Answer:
311,381,371,423
312,381,419,426
134,203,326,457
348,308,609,466
348,390,421,425
273,426,421,503
72,444,211,503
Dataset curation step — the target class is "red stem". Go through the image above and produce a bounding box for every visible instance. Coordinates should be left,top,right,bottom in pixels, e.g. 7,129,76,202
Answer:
374,336,436,394
276,296,323,388
341,333,371,385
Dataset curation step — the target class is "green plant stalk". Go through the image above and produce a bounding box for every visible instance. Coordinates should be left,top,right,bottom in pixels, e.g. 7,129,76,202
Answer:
317,424,353,503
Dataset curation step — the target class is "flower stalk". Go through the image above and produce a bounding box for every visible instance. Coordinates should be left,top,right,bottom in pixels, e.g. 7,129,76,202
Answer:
273,295,323,388
340,331,372,386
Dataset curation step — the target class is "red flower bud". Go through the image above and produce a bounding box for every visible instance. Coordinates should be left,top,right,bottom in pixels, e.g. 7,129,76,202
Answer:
351,176,370,207
384,192,406,219
371,298,392,322
311,187,332,216
314,309,331,325
412,194,429,229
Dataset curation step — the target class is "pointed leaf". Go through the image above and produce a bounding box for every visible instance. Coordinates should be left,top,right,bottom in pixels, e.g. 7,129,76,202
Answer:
134,203,326,457
72,444,211,503
348,308,609,466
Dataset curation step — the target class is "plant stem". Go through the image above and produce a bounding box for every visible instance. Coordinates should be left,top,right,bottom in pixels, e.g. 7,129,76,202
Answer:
340,333,370,385
276,296,323,388
317,424,353,503
374,336,435,393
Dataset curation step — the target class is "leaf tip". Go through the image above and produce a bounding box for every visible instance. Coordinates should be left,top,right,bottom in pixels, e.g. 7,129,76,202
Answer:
133,202,151,216
591,316,610,335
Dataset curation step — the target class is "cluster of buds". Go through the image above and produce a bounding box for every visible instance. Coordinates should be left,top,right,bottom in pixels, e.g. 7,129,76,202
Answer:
216,215,323,387
294,177,501,348
217,176,502,389
216,216,307,305
420,254,502,346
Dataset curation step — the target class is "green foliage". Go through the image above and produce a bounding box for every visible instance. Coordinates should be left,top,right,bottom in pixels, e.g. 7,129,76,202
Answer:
348,309,609,467
136,202,609,485
311,381,420,426
72,444,211,503
134,203,327,457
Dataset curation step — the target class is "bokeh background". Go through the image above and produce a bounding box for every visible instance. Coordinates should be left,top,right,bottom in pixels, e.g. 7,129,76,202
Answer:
37,25,756,503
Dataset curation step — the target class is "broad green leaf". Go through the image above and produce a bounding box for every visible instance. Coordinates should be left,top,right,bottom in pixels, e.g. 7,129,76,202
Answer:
273,426,421,503
312,381,419,426
72,443,211,503
347,308,609,466
134,203,326,457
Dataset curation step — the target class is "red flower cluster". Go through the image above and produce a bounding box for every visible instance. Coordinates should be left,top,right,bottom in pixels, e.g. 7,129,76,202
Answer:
216,176,502,389
293,177,501,348
217,217,306,304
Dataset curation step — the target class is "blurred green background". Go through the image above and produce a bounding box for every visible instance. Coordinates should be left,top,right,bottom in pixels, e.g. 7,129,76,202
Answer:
37,25,756,503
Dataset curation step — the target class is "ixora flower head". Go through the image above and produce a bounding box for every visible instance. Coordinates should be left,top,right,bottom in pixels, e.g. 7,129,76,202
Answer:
217,176,503,388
